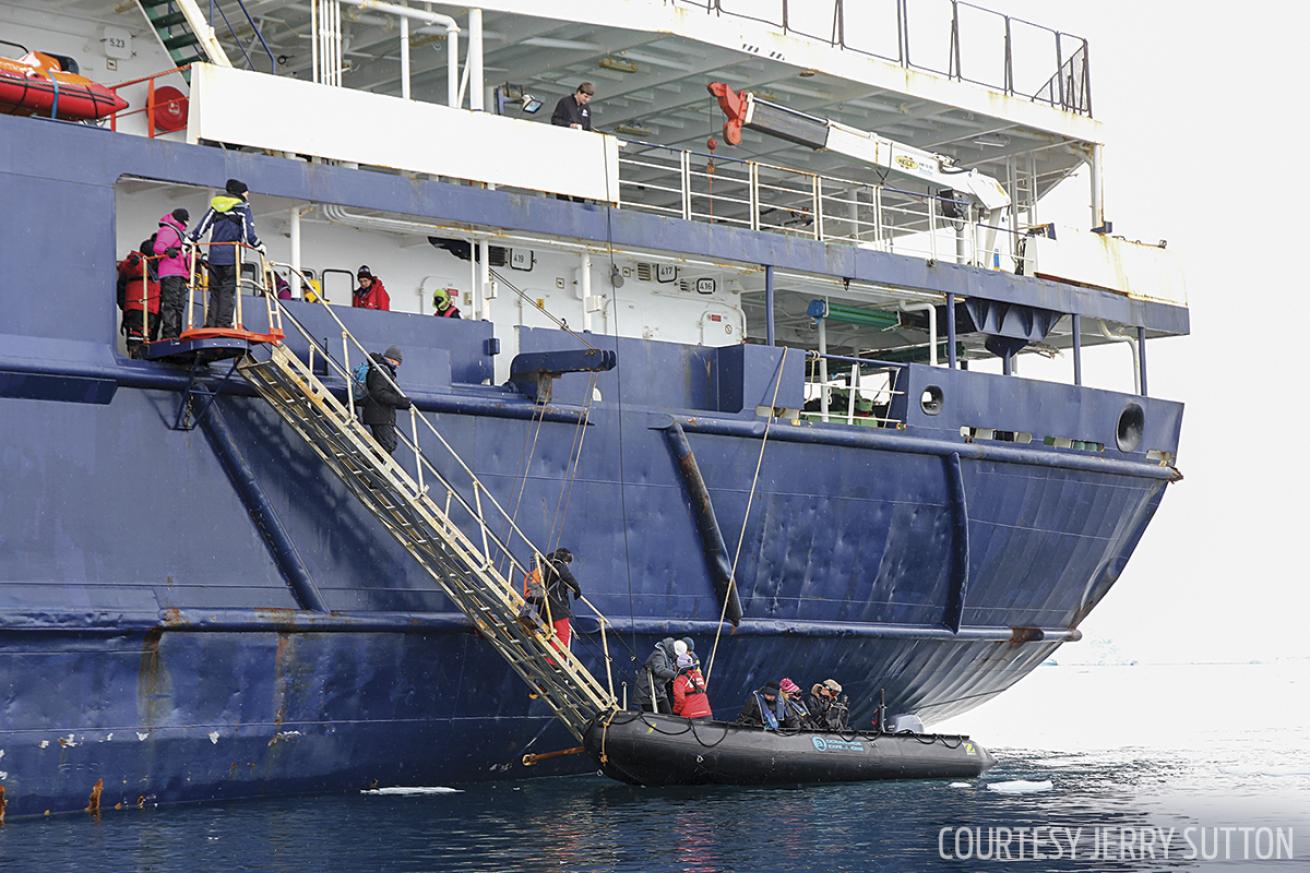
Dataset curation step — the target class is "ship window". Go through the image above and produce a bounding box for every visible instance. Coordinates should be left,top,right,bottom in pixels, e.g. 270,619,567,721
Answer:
1116,403,1145,453
920,385,943,416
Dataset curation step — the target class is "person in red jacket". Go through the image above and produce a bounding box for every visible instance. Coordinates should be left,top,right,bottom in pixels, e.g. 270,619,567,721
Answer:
117,243,160,357
352,265,390,310
671,653,713,720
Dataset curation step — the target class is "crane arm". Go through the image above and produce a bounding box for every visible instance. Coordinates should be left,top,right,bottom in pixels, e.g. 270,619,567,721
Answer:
708,82,1010,212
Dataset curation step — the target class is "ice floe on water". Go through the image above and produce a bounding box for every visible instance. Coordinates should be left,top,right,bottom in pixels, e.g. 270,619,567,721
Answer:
948,782,973,788
987,779,1053,794
360,786,464,796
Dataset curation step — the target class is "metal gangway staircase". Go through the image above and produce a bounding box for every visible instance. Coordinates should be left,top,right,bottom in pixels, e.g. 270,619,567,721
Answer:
203,257,619,740
134,0,234,72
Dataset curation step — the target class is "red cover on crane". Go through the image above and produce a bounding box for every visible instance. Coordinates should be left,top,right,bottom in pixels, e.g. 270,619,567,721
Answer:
706,81,748,146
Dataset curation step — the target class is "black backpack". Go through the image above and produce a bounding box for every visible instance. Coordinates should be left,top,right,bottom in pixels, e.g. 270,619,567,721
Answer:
140,235,159,281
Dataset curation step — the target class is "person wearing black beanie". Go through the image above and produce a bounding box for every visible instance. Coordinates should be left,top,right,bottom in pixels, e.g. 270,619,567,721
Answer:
189,178,264,328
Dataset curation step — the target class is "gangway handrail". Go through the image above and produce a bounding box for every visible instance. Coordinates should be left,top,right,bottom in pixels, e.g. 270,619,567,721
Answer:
222,258,621,732
264,262,569,588
257,261,620,700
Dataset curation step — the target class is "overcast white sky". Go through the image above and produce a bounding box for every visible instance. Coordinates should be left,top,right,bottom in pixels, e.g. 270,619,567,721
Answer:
796,0,1309,666
976,1,1309,666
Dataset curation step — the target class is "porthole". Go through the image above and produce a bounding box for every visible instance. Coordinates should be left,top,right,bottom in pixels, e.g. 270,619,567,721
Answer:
1116,403,1145,453
920,385,944,416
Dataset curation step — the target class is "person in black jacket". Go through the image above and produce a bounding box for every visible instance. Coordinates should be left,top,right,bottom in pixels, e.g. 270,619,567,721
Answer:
363,345,412,454
550,82,594,130
632,637,678,713
534,547,582,651
737,680,787,730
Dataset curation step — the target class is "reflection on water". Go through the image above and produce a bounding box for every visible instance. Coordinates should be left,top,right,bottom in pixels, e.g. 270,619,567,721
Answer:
2,664,1307,872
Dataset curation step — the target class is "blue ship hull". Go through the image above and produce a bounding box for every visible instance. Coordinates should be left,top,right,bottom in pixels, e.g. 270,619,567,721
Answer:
0,116,1182,818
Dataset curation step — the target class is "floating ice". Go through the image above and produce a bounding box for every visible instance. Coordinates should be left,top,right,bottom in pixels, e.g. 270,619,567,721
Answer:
987,779,1053,794
136,732,149,742
948,782,973,788
208,731,220,745
360,786,463,796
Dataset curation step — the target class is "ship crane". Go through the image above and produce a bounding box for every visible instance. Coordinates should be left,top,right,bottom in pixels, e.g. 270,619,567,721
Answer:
708,82,1010,253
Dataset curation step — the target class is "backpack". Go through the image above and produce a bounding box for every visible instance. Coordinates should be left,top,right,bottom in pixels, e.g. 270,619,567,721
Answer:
115,258,131,309
351,361,371,405
140,236,159,281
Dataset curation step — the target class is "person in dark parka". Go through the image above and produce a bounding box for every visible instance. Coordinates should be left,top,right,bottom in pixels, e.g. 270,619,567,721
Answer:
535,547,582,650
737,680,787,730
632,637,678,713
363,345,412,454
189,178,262,329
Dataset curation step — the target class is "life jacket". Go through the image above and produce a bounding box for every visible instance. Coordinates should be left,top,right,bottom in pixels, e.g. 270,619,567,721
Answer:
752,691,785,731
435,303,460,318
117,252,160,314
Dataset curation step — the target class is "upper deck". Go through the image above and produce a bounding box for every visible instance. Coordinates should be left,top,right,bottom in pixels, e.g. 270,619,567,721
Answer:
2,0,1183,408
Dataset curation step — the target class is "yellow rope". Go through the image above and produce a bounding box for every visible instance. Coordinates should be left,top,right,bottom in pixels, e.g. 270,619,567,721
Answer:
704,346,789,689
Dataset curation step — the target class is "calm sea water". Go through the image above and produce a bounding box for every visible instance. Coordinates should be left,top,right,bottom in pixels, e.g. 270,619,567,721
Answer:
3,663,1307,872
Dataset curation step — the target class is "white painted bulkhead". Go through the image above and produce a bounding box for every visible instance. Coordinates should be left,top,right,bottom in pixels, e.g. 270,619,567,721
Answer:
115,185,748,381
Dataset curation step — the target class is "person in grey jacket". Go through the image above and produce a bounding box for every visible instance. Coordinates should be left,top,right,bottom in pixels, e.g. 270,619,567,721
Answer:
632,637,678,713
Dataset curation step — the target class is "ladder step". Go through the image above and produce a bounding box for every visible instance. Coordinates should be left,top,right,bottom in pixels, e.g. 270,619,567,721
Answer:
164,32,201,51
149,11,188,28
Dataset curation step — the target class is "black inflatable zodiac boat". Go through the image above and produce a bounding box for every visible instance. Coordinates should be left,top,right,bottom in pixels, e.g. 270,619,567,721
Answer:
584,711,996,786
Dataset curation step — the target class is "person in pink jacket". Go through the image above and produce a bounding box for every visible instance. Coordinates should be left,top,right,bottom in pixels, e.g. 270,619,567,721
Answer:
152,208,190,339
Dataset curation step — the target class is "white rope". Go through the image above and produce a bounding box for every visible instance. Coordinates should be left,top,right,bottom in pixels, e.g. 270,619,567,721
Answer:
704,346,789,689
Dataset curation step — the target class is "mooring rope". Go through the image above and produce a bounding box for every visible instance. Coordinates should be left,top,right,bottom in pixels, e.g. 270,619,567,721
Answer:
704,346,790,689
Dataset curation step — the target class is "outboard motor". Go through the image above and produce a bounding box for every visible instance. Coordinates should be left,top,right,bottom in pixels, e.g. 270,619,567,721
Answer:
886,713,926,734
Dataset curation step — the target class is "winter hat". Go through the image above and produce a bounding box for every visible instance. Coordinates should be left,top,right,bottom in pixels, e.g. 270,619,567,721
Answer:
779,677,800,694
823,679,843,694
171,208,190,224
357,265,373,279
673,640,688,658
681,637,696,653
762,680,780,695
383,345,404,364
225,178,249,197
677,654,694,670
549,547,573,563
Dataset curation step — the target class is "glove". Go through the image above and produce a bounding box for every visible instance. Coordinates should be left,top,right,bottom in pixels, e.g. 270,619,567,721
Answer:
400,398,413,410
572,588,582,600
257,244,268,256
166,247,179,258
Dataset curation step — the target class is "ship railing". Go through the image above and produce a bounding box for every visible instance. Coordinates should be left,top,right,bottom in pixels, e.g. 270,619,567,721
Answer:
249,257,619,702
802,351,907,428
178,241,285,340
618,140,1036,273
124,252,161,344
207,0,278,75
670,0,1092,115
107,65,192,139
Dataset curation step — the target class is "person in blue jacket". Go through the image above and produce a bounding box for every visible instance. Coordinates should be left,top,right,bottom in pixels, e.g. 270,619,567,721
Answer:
189,178,263,328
